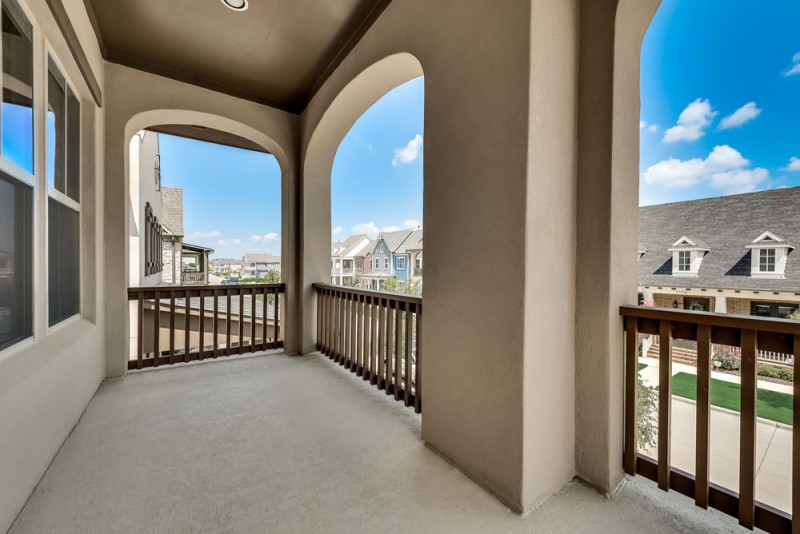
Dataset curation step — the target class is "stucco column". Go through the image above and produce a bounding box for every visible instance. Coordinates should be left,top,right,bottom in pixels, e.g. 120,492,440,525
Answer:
574,0,661,492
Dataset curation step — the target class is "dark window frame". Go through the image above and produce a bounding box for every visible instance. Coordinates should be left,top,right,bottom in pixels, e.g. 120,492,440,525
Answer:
750,301,798,319
144,202,163,276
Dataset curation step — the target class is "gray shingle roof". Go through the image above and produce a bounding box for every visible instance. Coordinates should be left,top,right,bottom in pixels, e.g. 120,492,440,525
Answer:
161,187,184,237
639,187,800,292
379,230,413,252
396,230,423,254
242,253,281,263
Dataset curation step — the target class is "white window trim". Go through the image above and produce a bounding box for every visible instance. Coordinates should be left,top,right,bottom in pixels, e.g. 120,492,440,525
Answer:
397,257,406,269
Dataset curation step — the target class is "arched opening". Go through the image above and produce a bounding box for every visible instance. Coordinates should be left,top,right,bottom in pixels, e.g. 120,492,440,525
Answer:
123,111,287,370
330,76,423,294
300,53,424,354
613,0,799,527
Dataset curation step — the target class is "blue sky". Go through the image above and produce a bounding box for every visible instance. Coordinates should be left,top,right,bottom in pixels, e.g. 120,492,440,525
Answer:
331,76,424,240
158,134,281,259
640,0,800,206
159,76,423,258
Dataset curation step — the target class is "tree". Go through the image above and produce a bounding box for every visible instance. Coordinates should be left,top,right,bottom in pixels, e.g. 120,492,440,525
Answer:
382,276,421,296
786,309,800,320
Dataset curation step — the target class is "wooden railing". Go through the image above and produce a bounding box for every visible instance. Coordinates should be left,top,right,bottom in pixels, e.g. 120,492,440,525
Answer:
180,271,205,285
313,283,421,413
128,283,284,370
621,305,799,532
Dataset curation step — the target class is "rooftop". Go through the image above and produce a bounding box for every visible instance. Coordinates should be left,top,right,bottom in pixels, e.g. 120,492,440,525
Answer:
639,187,800,292
160,187,184,237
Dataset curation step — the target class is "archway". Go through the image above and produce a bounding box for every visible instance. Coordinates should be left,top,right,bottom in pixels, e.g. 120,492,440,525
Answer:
299,52,424,354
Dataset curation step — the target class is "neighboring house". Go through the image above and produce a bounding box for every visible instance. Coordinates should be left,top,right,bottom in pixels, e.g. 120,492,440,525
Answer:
130,132,213,287
242,253,281,278
394,230,423,283
638,188,800,318
360,229,414,290
210,258,243,276
330,234,370,286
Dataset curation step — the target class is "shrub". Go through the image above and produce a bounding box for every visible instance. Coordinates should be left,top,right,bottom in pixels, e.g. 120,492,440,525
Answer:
637,375,658,449
776,368,794,382
757,363,779,379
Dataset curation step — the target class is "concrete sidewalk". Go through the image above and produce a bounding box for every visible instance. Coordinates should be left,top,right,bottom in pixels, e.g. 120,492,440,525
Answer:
638,356,792,513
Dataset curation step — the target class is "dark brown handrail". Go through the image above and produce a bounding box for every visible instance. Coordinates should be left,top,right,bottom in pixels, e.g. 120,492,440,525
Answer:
621,305,796,533
314,283,421,413
128,283,284,370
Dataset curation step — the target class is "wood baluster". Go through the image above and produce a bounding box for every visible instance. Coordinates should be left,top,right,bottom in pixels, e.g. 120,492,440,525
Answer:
394,301,403,401
213,289,219,358
169,290,176,364
153,291,160,367
136,292,144,370
404,302,413,407
199,290,205,360
184,290,191,363
274,289,280,349
624,316,638,476
378,299,385,390
349,292,356,371
695,324,711,509
238,290,245,354
739,329,757,529
658,319,672,491
250,288,257,352
226,290,232,356
414,305,421,413
793,334,799,534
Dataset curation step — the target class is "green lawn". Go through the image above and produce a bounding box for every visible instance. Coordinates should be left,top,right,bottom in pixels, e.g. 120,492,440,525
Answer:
671,372,793,426
638,363,648,371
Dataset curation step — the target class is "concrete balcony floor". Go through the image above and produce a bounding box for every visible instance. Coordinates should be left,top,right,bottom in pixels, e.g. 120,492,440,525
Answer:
11,353,748,533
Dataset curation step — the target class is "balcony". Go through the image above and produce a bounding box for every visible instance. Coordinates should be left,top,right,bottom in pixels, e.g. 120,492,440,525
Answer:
180,271,206,285
10,348,747,533
413,267,423,277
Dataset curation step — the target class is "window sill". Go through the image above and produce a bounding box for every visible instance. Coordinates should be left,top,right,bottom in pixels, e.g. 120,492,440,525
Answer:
48,314,83,336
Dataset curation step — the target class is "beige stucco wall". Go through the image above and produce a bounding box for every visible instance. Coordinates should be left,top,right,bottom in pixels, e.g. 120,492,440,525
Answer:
102,63,301,377
300,0,582,512
0,0,106,530
129,131,163,287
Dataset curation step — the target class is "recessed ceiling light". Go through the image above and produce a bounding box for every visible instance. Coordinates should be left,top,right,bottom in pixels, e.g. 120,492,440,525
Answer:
221,0,248,11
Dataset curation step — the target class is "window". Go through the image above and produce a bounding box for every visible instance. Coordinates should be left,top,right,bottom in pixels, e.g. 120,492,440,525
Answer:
378,243,384,253
47,58,81,326
397,257,406,269
751,301,798,319
0,171,33,351
144,203,162,276
415,254,422,269
374,258,379,270
384,258,389,269
677,250,691,272
684,297,710,312
2,0,34,174
759,248,776,272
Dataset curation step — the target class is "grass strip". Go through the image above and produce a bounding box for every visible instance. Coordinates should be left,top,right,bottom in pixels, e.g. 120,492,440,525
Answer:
671,372,793,426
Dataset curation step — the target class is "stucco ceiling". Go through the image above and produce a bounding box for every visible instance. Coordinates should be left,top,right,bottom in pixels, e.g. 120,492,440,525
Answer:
84,0,390,114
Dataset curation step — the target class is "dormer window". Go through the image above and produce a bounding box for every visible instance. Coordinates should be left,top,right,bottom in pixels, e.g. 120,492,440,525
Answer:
677,250,691,272
668,236,710,277
759,249,776,272
746,231,793,279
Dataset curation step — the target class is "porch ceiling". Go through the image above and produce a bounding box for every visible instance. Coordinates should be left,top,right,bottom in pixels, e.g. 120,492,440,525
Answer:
83,0,391,113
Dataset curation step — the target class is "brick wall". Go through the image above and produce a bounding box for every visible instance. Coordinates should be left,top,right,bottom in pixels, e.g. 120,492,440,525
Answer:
652,294,715,311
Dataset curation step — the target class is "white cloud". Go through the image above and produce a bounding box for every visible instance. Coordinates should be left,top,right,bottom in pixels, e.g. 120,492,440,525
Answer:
663,99,717,143
381,225,402,232
352,222,379,236
403,219,422,229
641,145,769,194
332,226,344,236
640,121,659,133
780,156,800,172
392,134,423,166
248,233,279,243
215,238,242,247
188,230,223,240
718,102,761,130
784,52,800,76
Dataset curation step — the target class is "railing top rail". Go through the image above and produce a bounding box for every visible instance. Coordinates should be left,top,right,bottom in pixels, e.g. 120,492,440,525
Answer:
313,282,422,306
128,282,285,299
620,304,800,336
